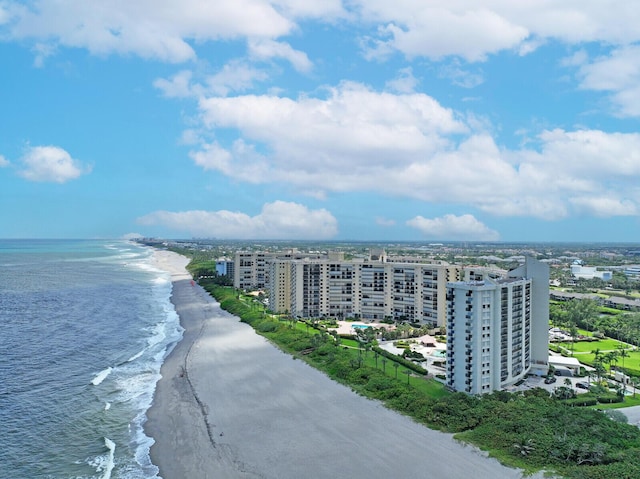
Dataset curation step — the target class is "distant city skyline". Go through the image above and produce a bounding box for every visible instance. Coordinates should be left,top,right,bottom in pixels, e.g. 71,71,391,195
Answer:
1,2,640,242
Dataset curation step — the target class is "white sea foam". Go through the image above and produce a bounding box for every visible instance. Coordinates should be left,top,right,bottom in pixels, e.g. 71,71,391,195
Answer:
130,261,163,275
127,349,145,362
131,409,160,478
153,276,169,286
88,437,117,479
1,240,171,479
91,367,113,386
107,244,180,478
102,437,116,479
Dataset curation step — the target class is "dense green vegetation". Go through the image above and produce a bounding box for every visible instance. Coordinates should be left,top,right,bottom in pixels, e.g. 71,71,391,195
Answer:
550,298,640,348
550,299,640,383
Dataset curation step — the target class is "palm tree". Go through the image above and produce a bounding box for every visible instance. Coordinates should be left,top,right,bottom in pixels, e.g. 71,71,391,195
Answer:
569,324,579,353
393,362,399,379
591,348,603,363
617,346,630,373
381,357,388,374
605,350,619,374
594,360,606,383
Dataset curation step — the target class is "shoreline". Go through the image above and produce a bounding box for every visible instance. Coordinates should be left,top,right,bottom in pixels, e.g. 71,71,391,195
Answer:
145,250,540,478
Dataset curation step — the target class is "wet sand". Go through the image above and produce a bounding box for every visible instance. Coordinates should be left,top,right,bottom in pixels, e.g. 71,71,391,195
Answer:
145,250,540,478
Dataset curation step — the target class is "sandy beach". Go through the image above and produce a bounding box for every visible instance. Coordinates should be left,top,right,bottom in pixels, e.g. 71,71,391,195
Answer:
145,250,540,478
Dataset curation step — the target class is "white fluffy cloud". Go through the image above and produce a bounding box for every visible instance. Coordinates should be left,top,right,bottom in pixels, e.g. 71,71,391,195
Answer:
153,70,195,99
407,214,499,241
185,81,640,220
248,39,313,73
569,196,638,217
18,146,90,183
7,0,640,116
197,82,466,175
574,45,640,117
6,1,639,66
0,154,9,167
356,1,640,62
385,67,419,93
1,0,343,63
362,6,528,62
154,62,270,99
137,201,338,239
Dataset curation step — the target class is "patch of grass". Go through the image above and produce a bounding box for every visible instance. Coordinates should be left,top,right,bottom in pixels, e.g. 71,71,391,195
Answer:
570,338,626,353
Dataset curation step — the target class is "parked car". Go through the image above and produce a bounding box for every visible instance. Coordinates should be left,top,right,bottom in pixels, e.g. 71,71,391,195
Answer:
544,376,557,384
576,382,590,390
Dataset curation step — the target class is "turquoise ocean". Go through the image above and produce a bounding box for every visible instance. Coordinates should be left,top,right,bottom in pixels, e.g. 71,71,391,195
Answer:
0,240,182,479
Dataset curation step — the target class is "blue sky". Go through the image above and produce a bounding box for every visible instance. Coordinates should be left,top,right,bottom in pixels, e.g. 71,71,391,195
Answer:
2,1,640,242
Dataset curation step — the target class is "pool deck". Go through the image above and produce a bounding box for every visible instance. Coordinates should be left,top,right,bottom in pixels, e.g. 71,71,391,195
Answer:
332,320,392,336
330,321,447,376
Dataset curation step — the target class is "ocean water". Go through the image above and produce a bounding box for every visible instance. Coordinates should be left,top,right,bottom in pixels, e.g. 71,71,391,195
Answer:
0,240,183,479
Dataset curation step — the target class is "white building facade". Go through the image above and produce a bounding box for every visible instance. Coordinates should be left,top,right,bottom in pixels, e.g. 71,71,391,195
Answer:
267,254,459,326
570,263,612,281
446,257,549,394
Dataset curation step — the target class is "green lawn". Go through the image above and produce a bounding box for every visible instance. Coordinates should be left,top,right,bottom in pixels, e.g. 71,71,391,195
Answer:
568,337,626,353
579,350,640,373
553,329,640,375
593,394,640,410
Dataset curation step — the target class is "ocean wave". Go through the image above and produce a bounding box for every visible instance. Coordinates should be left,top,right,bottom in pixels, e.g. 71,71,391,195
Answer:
0,239,173,479
127,349,145,362
152,276,170,286
87,437,116,479
91,367,113,386
128,261,164,275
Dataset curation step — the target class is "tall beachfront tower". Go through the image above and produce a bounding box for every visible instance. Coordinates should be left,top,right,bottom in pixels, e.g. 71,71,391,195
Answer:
446,257,549,394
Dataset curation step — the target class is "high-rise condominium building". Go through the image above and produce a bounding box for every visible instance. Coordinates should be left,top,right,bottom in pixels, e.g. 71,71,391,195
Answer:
446,257,549,394
267,253,460,326
234,250,325,291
